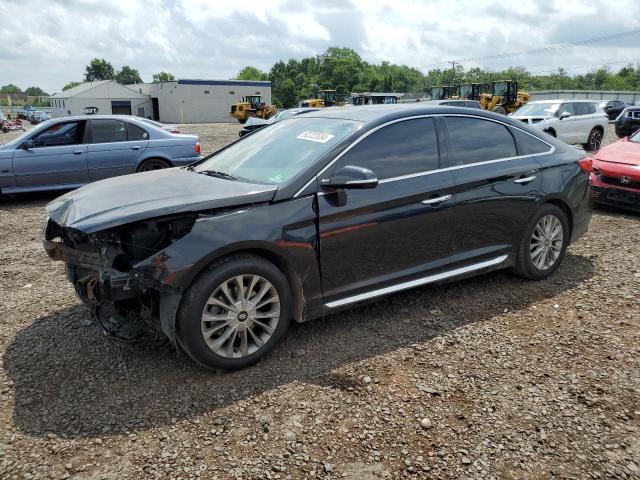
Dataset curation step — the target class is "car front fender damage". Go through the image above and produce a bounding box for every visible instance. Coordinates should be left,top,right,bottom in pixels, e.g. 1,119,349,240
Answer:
43,214,197,345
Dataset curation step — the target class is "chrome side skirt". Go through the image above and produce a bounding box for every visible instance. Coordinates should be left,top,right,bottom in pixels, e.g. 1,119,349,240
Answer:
324,254,509,309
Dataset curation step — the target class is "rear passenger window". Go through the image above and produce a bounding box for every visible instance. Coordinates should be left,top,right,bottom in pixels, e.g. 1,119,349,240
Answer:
510,128,552,155
126,123,149,140
574,103,590,116
444,117,516,166
587,103,596,114
91,120,127,143
335,118,439,180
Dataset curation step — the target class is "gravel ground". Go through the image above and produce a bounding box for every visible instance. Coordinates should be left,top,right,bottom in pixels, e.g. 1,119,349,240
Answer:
1,122,639,479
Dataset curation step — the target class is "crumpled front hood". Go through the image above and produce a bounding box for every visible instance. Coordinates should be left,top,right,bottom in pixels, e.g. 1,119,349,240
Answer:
46,168,278,233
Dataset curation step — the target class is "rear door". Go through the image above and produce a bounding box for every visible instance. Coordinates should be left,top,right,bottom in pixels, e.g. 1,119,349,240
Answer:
442,115,551,270
317,117,455,308
87,119,149,180
572,102,592,143
12,120,89,188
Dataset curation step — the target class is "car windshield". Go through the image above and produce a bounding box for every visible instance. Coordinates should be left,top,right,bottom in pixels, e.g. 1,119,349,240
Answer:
194,117,361,184
514,103,561,117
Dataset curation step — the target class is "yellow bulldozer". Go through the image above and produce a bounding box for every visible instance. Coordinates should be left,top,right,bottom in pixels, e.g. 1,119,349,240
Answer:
300,89,341,108
230,95,277,124
479,80,530,114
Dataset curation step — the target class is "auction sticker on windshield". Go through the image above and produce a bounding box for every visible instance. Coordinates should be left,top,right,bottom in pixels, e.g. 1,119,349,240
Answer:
296,131,335,143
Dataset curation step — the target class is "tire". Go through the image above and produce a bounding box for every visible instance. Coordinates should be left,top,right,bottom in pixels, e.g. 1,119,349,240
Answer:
177,254,292,371
136,158,170,172
582,128,603,151
513,204,570,280
492,106,507,115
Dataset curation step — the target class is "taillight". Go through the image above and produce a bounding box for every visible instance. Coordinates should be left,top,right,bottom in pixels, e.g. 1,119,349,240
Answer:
577,157,592,173
194,142,201,154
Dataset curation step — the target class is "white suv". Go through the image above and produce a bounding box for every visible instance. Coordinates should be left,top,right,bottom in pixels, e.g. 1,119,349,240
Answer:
511,100,608,151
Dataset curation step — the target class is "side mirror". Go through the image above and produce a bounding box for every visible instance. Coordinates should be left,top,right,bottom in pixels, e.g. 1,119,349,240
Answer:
559,112,571,120
21,140,34,150
321,165,378,190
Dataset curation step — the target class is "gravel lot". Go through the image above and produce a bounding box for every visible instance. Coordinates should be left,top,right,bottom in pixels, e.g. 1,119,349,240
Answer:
0,122,639,479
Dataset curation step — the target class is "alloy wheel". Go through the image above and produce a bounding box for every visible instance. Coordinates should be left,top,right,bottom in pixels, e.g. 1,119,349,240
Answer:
200,274,281,359
589,130,602,150
529,215,564,271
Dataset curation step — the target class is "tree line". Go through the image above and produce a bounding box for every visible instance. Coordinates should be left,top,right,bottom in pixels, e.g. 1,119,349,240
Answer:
3,48,640,106
235,47,640,108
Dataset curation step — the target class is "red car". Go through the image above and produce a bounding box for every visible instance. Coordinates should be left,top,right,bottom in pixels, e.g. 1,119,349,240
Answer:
591,129,640,212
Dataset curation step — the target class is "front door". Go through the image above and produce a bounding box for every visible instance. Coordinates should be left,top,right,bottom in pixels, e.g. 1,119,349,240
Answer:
317,117,454,308
12,120,89,188
441,115,550,270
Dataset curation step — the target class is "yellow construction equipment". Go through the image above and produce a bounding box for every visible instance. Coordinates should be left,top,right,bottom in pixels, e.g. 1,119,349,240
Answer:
459,83,483,100
230,95,277,124
479,80,530,114
300,89,340,108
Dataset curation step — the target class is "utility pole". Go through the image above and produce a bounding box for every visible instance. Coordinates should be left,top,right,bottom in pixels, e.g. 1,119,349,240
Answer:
448,61,456,85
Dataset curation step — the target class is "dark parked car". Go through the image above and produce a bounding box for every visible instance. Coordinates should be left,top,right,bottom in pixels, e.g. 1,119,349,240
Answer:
239,107,319,137
600,100,628,120
43,105,592,370
0,115,201,194
614,105,640,138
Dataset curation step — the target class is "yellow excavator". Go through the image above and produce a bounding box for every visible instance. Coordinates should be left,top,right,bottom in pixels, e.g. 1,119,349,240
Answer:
479,80,530,114
230,95,277,124
300,89,341,108
459,83,483,100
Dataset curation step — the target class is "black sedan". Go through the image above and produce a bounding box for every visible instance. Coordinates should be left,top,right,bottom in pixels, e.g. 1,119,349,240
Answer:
43,105,592,371
615,105,640,138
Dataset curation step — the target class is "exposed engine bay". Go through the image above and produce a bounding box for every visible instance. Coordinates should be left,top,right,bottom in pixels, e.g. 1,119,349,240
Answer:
43,215,196,343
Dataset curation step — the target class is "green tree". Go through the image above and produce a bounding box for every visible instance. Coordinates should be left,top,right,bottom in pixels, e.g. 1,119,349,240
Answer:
116,65,142,85
152,71,176,82
24,86,48,96
0,84,22,94
279,79,298,108
235,66,268,81
63,81,83,91
84,58,116,82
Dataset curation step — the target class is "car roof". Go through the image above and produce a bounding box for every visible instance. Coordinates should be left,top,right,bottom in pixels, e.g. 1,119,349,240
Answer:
298,103,506,124
528,99,599,104
49,114,148,122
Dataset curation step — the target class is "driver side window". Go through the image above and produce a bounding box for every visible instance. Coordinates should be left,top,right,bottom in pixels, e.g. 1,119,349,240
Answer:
32,121,86,147
333,118,440,180
556,103,574,118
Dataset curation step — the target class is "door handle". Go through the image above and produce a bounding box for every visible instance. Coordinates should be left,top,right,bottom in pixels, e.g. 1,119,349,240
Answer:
131,146,141,150
73,150,83,155
421,194,452,205
514,175,536,184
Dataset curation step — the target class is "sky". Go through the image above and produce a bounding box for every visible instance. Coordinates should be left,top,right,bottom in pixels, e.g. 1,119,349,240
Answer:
1,0,640,93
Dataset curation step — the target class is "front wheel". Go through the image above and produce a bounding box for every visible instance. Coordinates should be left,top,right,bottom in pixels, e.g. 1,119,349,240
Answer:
513,204,569,280
177,255,292,371
583,128,603,151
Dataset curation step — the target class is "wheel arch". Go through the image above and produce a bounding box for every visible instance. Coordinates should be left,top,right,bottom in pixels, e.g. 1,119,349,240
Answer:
135,156,174,171
541,195,573,239
182,243,306,324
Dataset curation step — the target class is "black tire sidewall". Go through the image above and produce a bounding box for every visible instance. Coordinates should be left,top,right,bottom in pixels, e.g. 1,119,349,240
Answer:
137,158,170,172
584,128,601,151
177,256,292,371
517,204,570,280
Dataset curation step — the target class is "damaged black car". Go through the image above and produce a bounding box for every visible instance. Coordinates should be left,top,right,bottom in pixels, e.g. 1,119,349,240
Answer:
43,105,591,370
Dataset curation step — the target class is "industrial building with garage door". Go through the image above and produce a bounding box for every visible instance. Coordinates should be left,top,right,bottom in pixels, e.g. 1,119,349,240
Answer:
50,79,272,123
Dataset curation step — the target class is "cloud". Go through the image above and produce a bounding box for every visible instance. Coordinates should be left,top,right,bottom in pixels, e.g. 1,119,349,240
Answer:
0,0,639,93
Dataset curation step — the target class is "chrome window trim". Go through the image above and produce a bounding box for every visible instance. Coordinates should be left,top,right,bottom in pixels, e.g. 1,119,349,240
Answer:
325,254,509,308
293,113,555,196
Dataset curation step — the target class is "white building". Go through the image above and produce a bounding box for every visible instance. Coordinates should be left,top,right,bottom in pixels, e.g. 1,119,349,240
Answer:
50,81,153,118
132,79,272,123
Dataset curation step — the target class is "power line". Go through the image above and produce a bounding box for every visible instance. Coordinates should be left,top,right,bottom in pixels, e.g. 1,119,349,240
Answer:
422,29,640,69
527,57,640,75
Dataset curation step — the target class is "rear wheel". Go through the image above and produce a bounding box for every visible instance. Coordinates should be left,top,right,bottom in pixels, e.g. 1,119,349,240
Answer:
513,204,569,280
136,158,170,172
177,255,291,371
583,128,603,151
